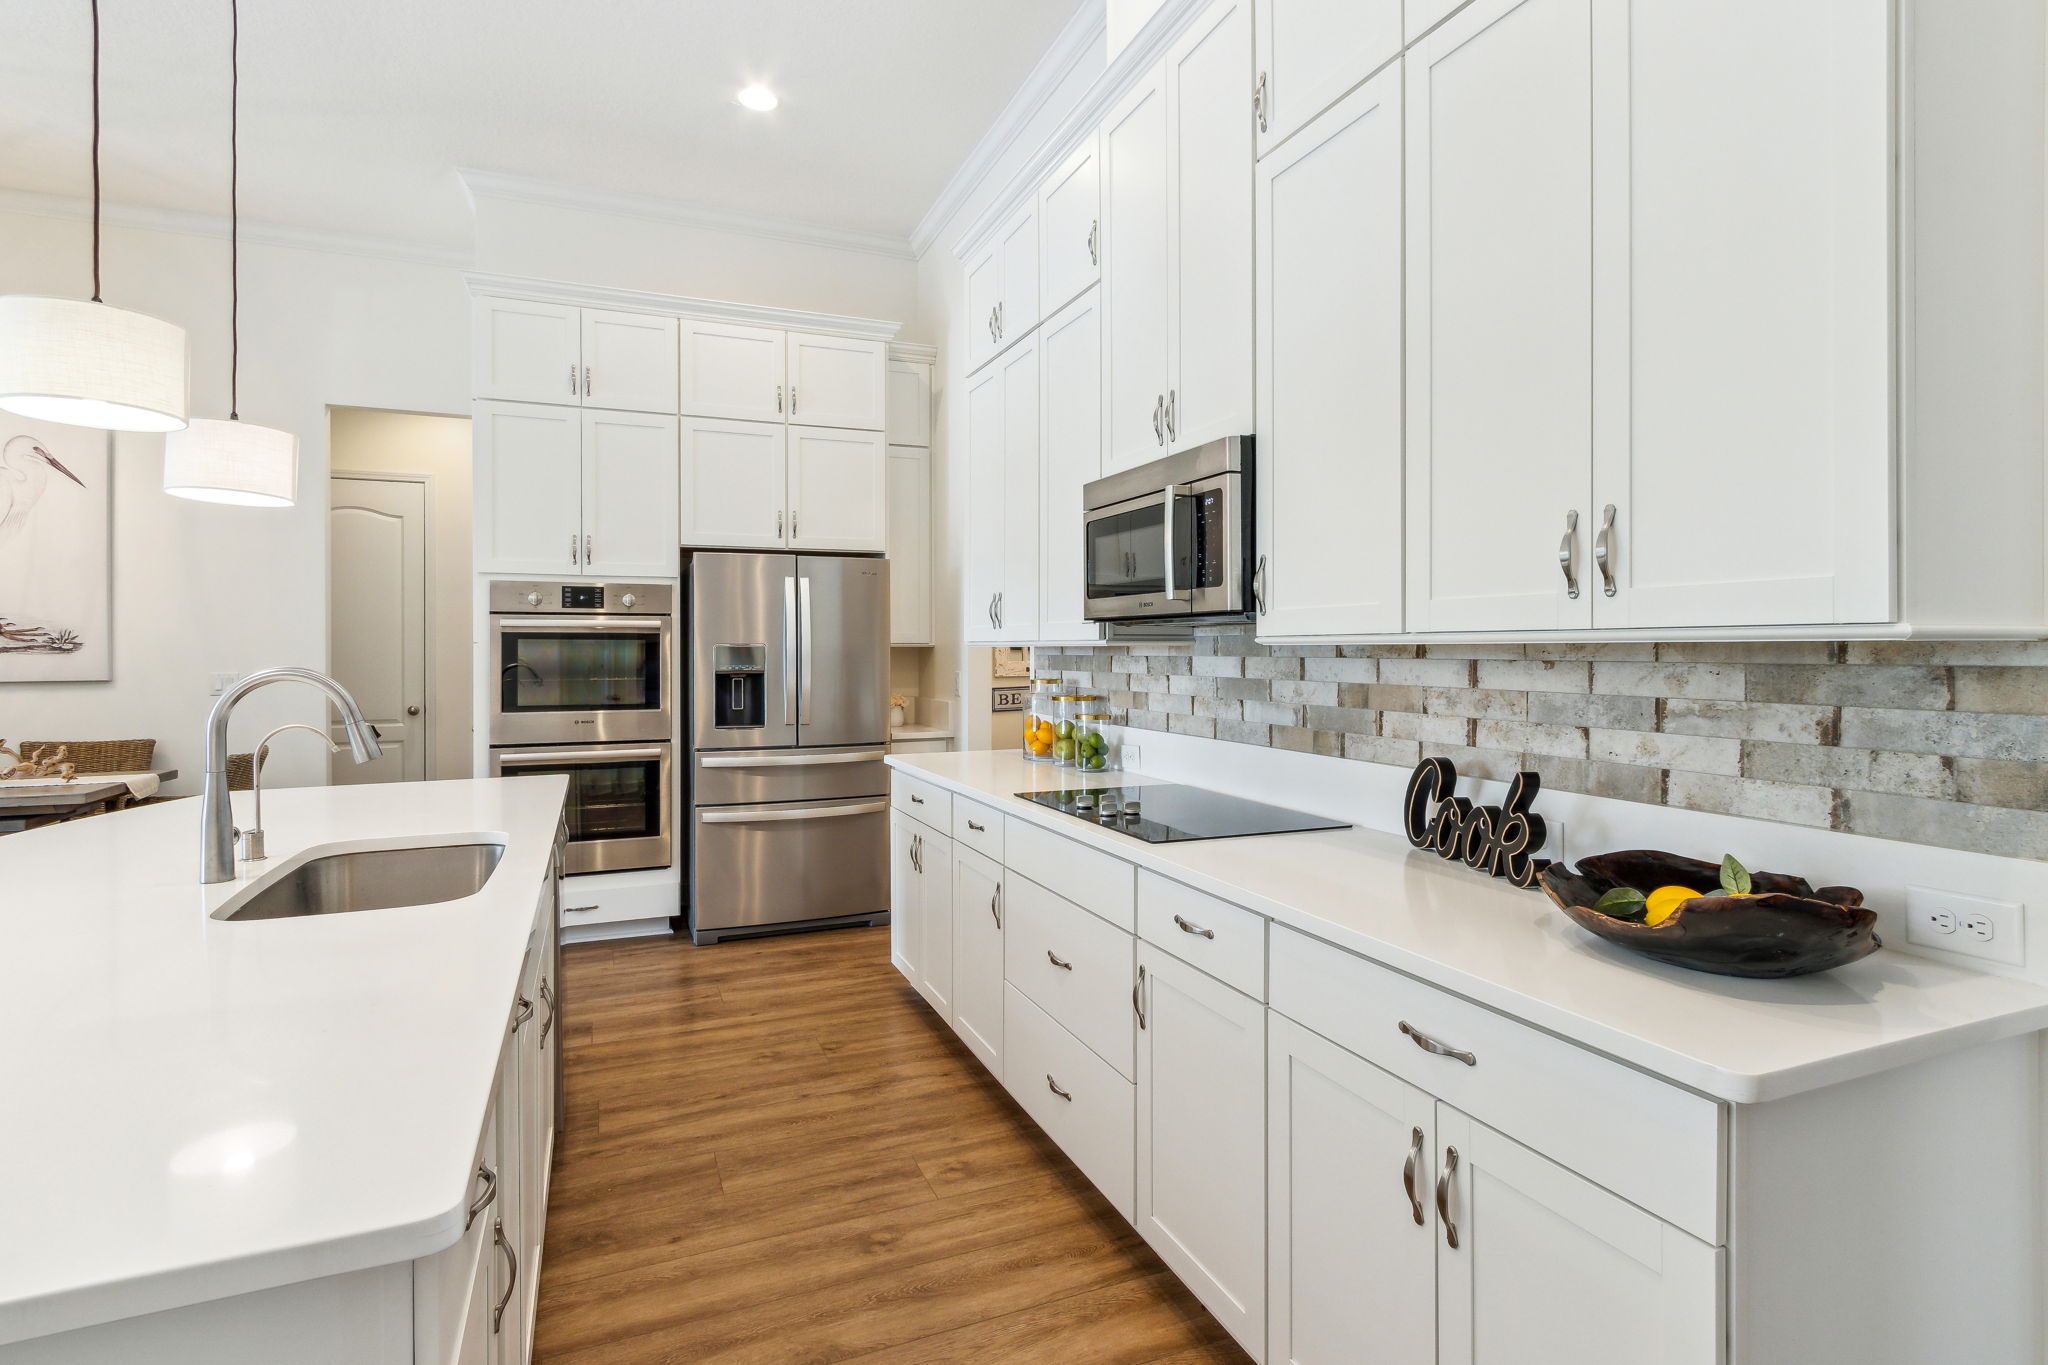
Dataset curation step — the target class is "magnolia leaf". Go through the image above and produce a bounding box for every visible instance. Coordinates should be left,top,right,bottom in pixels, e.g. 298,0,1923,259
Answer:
1720,855,1753,896
1593,887,1649,920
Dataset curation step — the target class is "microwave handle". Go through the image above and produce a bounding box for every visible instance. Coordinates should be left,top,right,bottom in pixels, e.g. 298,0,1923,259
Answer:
1163,483,1192,601
498,747,667,764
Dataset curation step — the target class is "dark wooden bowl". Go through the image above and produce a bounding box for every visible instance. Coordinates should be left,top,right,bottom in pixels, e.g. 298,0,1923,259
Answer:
1538,850,1878,979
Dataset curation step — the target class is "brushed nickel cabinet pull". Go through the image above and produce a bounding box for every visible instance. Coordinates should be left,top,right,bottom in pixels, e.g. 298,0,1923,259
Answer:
582,365,591,396
1403,1127,1425,1226
1254,71,1269,132
966,819,985,832
1399,1020,1476,1066
538,977,556,1044
1254,554,1268,614
1134,963,1148,1029
909,793,925,805
1596,503,1618,597
790,386,797,414
776,384,783,414
570,534,580,567
568,362,578,395
465,1162,498,1230
990,885,1002,928
1088,219,1099,265
511,995,534,1033
1559,509,1581,599
1047,950,1073,971
1172,913,1214,940
491,1219,518,1331
1437,1146,1460,1249
1046,1074,1072,1101
1165,388,1177,441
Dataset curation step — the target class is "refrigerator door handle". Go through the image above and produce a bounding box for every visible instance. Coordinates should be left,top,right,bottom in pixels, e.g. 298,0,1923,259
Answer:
798,574,815,725
782,575,799,727
699,750,886,767
698,799,888,824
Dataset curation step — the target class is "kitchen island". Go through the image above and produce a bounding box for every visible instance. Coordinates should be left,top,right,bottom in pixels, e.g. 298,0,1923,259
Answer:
0,776,567,1364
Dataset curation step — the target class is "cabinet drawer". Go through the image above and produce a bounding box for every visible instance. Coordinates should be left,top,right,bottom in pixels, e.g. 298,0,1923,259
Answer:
1136,871,1267,999
1269,924,1724,1243
1006,874,1137,1079
1003,983,1136,1220
891,771,951,826
1004,817,1137,931
952,796,1006,861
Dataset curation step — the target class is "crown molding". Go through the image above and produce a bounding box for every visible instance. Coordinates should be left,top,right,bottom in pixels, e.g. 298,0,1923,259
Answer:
464,271,902,341
887,340,939,363
459,168,916,262
908,0,1108,257
944,0,1209,264
0,186,471,269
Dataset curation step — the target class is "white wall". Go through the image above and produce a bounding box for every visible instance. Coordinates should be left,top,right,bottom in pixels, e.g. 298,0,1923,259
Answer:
0,205,469,794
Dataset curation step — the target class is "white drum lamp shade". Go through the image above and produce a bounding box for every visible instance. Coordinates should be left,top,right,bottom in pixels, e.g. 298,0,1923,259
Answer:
0,295,190,433
162,417,297,506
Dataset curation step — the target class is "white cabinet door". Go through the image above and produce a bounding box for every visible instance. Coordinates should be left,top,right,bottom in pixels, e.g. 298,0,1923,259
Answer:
580,309,678,414
997,202,1041,347
787,332,887,431
1436,1107,1722,1365
964,364,1007,644
1039,132,1102,315
885,358,933,446
473,297,581,405
1037,288,1105,644
1256,65,1404,636
679,416,787,549
1136,945,1266,1360
788,425,887,552
890,812,923,984
1166,0,1255,455
679,320,786,423
1255,0,1401,156
1405,0,1595,633
965,244,1004,375
1588,0,1891,629
1268,1014,1436,1365
918,831,955,1017
950,849,1005,1073
474,401,582,575
1102,64,1172,474
514,944,548,1346
581,410,679,577
998,336,1042,641
491,1013,528,1365
886,446,933,645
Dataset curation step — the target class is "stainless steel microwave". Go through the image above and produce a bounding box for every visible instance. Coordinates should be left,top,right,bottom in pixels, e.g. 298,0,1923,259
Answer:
1082,436,1253,623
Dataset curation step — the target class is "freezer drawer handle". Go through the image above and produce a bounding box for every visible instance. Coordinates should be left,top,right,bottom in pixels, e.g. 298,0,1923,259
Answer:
699,800,889,824
699,750,885,768
499,747,667,764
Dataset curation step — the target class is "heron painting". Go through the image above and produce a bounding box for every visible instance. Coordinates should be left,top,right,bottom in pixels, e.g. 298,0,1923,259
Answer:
0,419,111,682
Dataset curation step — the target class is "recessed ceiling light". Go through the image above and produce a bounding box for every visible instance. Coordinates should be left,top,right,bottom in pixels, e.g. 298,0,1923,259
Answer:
736,85,779,112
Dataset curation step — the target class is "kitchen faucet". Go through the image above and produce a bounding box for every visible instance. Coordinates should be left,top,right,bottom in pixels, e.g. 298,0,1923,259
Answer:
200,667,382,884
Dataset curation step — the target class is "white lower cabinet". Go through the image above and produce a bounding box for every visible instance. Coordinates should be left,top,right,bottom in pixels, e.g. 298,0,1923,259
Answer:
889,810,953,1016
1134,945,1267,1361
950,848,1005,1071
1003,983,1136,1220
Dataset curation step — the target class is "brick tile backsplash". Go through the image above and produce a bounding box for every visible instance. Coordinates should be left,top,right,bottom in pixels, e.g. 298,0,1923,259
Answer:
1033,632,2048,860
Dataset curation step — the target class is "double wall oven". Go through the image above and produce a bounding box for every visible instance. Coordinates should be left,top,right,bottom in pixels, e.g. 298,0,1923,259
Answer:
487,581,674,875
1083,435,1253,624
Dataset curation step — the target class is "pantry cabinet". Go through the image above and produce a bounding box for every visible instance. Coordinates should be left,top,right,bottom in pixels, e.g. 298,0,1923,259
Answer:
950,849,1006,1072
965,335,1041,643
1253,0,1401,158
1038,133,1102,317
474,401,678,576
1255,64,1404,637
1036,288,1106,644
679,418,884,553
473,298,677,414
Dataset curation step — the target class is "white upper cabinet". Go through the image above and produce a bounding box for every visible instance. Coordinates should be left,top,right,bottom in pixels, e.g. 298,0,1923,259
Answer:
884,357,933,446
580,309,678,414
964,337,1041,643
786,332,887,431
1256,65,1404,637
1101,65,1173,474
679,320,786,423
965,363,1007,643
1588,0,1891,629
1404,0,1595,634
580,410,680,577
1037,289,1107,645
999,204,1042,349
473,299,582,406
966,246,1005,375
788,425,887,551
474,401,583,574
886,445,933,645
1039,132,1102,317
1254,0,1402,157
1166,0,1255,455
679,416,788,550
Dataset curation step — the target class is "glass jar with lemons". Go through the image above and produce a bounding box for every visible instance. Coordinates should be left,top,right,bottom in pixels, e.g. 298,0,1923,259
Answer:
1022,679,1063,764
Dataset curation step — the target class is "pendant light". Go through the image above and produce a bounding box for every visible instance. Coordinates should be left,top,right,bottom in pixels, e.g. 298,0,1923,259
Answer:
0,0,189,433
163,0,295,506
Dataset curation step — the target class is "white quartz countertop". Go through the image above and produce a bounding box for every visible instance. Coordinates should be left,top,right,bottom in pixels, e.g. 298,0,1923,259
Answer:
889,751,2048,1105
889,724,955,741
0,776,567,1346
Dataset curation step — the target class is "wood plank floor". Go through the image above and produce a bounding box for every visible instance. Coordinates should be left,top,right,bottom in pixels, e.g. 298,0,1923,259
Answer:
534,925,1253,1365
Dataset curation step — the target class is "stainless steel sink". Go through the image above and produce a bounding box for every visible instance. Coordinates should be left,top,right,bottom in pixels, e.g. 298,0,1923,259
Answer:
217,842,506,921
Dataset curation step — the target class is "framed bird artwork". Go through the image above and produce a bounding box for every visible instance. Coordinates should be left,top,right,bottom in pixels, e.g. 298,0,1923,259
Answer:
0,417,111,682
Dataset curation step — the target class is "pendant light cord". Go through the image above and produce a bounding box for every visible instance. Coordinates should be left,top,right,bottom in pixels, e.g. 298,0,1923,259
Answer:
228,0,239,420
89,0,101,302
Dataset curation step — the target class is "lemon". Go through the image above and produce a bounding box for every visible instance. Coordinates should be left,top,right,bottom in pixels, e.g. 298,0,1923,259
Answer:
1644,885,1704,927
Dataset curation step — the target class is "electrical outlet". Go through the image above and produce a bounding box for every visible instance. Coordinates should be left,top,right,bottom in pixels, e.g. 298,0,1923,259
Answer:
208,672,239,697
1906,886,2025,966
1121,744,1142,772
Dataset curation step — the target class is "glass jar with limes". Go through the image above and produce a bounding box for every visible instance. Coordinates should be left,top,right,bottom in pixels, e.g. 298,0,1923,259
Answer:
1022,679,1063,764
1052,691,1105,769
1072,712,1116,772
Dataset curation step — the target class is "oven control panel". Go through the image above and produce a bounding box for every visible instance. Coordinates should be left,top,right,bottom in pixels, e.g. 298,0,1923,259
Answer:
486,581,673,615
562,584,605,610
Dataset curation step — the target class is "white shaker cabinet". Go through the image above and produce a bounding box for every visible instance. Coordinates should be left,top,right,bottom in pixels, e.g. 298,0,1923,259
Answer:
679,416,787,550
890,811,953,1017
964,336,1041,644
679,320,787,423
473,298,583,406
1164,0,1255,455
1403,0,1595,633
787,425,887,551
1253,0,1402,157
886,445,933,645
474,401,583,575
965,205,1042,375
1101,64,1173,474
1036,288,1107,645
580,310,679,414
884,357,933,447
950,848,1006,1073
1135,945,1267,1361
786,331,887,432
1255,65,1404,637
1039,133,1102,318
965,244,1006,375
581,410,681,578
1267,1014,1435,1365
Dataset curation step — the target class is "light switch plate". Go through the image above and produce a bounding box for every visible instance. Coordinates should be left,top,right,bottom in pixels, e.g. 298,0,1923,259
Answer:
1906,886,2025,967
208,672,239,697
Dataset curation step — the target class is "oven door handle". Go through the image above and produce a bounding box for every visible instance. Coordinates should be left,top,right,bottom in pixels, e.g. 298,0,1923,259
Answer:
698,800,889,824
498,747,668,764
493,616,665,630
698,750,886,767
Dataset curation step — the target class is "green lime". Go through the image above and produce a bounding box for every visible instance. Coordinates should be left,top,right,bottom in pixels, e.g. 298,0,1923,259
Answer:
1085,754,1106,770
1054,738,1074,760
1055,720,1074,739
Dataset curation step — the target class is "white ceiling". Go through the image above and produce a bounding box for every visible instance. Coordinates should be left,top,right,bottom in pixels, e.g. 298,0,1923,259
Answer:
0,0,1083,250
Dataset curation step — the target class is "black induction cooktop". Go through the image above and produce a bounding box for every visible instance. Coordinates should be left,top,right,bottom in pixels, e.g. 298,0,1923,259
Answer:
1016,783,1350,844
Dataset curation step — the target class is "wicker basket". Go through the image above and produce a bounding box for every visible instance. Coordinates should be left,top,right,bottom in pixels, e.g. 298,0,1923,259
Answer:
15,739,156,774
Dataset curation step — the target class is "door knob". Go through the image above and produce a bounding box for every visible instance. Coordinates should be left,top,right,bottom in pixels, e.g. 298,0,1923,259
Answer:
406,705,421,716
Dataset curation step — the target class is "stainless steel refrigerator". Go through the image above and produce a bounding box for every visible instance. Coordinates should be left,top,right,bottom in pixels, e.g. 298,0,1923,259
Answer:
684,552,891,943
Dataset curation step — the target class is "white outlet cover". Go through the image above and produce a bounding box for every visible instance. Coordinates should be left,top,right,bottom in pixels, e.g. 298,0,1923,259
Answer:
1905,886,2025,967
